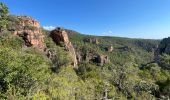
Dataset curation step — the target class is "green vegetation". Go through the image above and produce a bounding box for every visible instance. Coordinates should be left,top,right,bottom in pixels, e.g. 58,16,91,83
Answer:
0,2,9,32
67,30,170,99
0,2,169,99
157,53,170,70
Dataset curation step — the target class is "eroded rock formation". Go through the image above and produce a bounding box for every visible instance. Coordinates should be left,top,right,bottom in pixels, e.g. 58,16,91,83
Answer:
76,48,110,66
84,37,99,44
96,55,110,66
50,27,78,68
10,16,44,49
155,37,170,63
155,37,170,55
154,37,170,70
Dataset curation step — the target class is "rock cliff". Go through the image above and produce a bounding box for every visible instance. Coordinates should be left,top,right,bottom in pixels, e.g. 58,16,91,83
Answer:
50,27,78,68
154,37,170,70
10,16,44,49
155,37,170,55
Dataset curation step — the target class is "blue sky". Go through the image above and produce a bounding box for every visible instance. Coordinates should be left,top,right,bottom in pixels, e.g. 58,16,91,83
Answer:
1,0,170,39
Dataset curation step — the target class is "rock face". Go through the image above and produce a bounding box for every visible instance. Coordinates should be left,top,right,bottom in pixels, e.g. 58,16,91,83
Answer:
155,37,170,70
84,37,99,44
155,37,170,62
155,37,170,55
76,48,110,66
11,16,44,49
96,55,110,66
50,27,77,68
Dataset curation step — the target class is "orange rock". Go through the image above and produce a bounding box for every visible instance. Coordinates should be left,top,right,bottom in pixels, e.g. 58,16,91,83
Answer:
11,16,45,49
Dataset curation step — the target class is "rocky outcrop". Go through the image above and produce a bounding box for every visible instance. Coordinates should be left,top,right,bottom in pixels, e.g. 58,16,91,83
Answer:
50,27,77,68
76,48,97,63
76,48,110,66
155,37,170,62
10,16,44,49
106,45,113,52
96,55,110,66
154,37,170,70
155,37,170,55
84,37,99,44
84,51,96,62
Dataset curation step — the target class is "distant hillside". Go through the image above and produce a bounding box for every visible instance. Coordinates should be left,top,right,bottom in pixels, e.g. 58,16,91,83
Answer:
67,30,160,65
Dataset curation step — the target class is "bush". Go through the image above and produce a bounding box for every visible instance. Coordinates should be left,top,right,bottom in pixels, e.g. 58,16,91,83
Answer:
7,15,20,31
0,32,24,49
157,53,170,70
0,2,9,32
0,47,51,99
156,78,170,98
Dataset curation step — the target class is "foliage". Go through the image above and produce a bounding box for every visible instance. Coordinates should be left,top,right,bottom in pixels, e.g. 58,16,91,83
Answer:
156,78,170,98
0,47,51,99
7,15,20,31
0,2,9,32
0,32,24,49
157,53,170,70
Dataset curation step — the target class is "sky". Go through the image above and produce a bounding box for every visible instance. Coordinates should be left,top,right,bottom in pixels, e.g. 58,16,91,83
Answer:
1,0,170,39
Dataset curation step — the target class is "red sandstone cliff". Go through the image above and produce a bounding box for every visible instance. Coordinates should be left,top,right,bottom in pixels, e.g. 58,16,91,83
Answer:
11,16,44,49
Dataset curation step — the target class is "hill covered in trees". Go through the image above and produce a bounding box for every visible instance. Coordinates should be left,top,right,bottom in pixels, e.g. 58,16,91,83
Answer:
0,2,170,100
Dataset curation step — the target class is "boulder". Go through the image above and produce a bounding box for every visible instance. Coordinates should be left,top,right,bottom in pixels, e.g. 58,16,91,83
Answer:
50,27,78,68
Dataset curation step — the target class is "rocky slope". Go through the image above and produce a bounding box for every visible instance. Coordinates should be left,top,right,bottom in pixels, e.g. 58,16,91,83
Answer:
8,16,78,67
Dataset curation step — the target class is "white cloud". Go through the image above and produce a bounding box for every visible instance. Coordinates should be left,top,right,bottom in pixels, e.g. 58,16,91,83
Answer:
101,30,113,36
108,30,113,33
43,26,55,30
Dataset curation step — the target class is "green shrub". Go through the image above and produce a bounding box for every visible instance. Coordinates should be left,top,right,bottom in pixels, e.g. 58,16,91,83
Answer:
157,53,170,70
0,2,9,32
156,78,170,98
0,32,24,49
0,47,51,99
